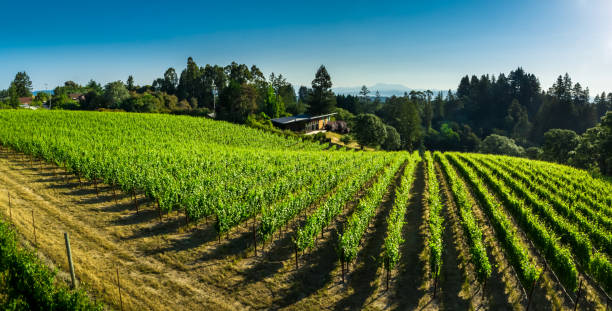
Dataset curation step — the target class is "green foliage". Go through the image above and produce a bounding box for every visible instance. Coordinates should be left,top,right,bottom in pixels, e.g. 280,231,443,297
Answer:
34,92,50,104
50,94,79,110
258,153,375,241
0,221,100,310
425,123,461,151
307,65,336,115
448,153,540,288
263,85,285,118
505,99,532,144
339,153,407,262
0,110,343,235
11,72,32,97
219,81,258,123
333,107,355,126
296,153,395,251
353,113,387,148
542,128,580,164
436,152,491,282
461,154,579,291
340,134,352,145
570,112,612,175
383,152,420,270
525,147,542,160
382,125,401,151
424,152,444,279
54,81,85,96
7,85,19,108
378,96,422,150
126,75,135,91
479,134,525,157
103,81,130,109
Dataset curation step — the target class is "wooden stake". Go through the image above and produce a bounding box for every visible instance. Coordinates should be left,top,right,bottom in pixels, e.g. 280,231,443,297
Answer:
157,199,162,222
253,220,257,257
482,279,486,300
341,259,345,283
526,267,545,311
432,267,438,299
8,191,12,222
112,186,119,207
64,233,77,288
116,268,124,311
386,266,390,291
32,210,37,248
294,242,299,270
574,278,583,311
132,190,138,214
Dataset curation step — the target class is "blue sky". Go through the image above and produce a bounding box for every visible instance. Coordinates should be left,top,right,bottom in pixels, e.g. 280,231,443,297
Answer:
1,0,611,94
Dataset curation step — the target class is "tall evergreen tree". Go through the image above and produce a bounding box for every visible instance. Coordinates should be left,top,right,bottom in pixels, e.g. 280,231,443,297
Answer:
126,75,135,91
307,65,336,115
163,68,178,94
12,71,33,97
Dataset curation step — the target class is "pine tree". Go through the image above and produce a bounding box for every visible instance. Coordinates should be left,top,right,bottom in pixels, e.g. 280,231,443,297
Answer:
307,65,336,115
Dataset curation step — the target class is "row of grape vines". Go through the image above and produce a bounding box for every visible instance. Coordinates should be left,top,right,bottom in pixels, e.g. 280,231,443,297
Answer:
435,152,492,283
462,154,612,293
0,110,389,237
383,152,420,271
425,152,444,282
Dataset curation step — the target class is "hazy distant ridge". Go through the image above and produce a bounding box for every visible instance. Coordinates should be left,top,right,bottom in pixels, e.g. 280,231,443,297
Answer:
332,83,443,97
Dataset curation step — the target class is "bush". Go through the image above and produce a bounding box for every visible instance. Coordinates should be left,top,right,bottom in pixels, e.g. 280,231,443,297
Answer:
340,134,352,145
542,129,580,164
382,125,401,150
479,134,525,157
0,221,101,310
525,147,543,160
353,113,387,148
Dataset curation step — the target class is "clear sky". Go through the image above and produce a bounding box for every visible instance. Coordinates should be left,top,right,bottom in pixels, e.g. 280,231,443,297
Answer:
1,0,610,94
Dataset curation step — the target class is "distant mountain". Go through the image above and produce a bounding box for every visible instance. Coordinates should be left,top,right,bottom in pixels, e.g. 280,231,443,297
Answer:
33,90,54,96
332,83,441,98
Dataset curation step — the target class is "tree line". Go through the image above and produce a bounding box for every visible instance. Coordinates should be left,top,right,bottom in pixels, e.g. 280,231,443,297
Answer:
0,61,610,175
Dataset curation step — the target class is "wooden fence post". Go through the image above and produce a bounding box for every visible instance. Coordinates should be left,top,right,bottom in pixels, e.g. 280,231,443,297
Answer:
432,267,438,299
32,210,37,248
295,242,299,270
253,220,257,257
8,191,12,222
526,267,545,311
482,279,486,300
116,268,124,311
64,233,77,288
574,278,583,311
341,259,345,283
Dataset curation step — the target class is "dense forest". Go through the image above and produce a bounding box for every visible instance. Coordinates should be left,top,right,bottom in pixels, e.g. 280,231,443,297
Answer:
1,58,610,175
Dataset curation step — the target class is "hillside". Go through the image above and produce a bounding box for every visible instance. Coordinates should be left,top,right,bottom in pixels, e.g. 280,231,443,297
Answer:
0,110,610,310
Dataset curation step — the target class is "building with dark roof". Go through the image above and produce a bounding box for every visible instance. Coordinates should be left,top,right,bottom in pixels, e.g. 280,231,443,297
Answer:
271,113,336,132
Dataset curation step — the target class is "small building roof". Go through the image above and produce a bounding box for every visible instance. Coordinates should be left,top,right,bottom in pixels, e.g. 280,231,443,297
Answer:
271,113,337,125
19,97,33,104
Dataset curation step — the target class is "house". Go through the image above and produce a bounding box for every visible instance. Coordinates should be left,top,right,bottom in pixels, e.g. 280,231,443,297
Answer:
271,113,336,132
18,97,33,105
18,97,38,110
68,93,85,101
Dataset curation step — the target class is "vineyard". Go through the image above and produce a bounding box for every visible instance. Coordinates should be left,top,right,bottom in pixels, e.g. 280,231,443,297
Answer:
0,110,611,310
